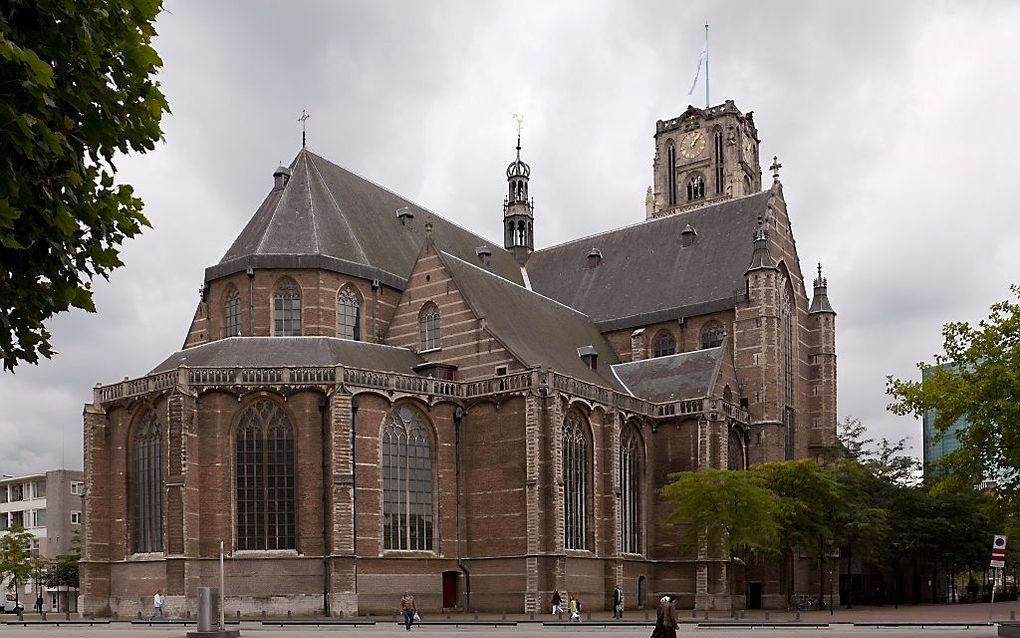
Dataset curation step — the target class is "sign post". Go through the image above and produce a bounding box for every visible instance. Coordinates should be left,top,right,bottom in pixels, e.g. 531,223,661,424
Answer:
989,535,1007,620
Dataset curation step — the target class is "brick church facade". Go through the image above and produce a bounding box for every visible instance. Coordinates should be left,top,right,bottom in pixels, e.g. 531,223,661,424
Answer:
81,100,837,617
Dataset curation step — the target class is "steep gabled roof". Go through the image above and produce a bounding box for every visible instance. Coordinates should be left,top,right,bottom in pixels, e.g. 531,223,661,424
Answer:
437,250,624,390
151,337,423,374
207,150,524,288
611,347,722,402
526,192,771,330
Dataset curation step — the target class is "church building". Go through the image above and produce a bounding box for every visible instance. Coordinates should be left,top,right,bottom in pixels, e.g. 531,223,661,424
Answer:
81,100,837,617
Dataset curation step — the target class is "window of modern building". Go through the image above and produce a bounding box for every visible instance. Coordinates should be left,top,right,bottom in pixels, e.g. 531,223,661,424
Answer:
10,511,24,528
224,285,241,337
70,481,84,496
562,410,591,550
31,480,44,499
652,330,676,358
620,426,641,554
687,173,705,201
10,484,23,501
272,278,302,336
132,409,162,553
701,321,724,349
32,509,46,528
71,511,82,525
0,514,7,530
418,302,441,351
30,539,40,556
337,286,361,341
0,486,7,503
236,399,296,551
382,405,434,551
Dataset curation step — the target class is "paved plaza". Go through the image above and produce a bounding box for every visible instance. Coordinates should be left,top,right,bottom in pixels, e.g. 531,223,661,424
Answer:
2,602,1018,638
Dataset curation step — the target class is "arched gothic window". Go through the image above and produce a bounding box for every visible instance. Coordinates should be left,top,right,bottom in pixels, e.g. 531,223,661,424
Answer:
236,400,295,550
337,286,361,341
562,411,591,550
652,330,676,358
701,321,724,349
224,285,241,338
620,426,641,554
713,127,725,195
419,302,441,351
382,405,434,551
666,141,677,206
132,409,162,553
781,283,796,459
273,278,301,336
687,174,705,201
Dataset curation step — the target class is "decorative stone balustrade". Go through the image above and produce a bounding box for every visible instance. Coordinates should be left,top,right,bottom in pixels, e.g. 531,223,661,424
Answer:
94,364,749,424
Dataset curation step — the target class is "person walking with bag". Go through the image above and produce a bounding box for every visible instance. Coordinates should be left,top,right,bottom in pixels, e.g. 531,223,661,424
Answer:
400,591,417,631
551,590,563,615
150,589,165,621
613,585,623,619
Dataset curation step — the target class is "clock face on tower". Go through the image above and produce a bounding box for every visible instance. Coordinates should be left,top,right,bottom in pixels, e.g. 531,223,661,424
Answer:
679,131,706,159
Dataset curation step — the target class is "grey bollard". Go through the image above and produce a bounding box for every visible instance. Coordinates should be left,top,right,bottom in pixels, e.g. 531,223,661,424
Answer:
288,610,292,618
17,610,23,622
587,611,592,621
558,611,563,620
703,611,709,620
446,613,451,620
529,612,534,621
765,611,770,620
1012,610,1017,620
196,587,219,632
64,611,70,621
795,611,801,621
501,610,506,620
236,610,241,618
40,611,46,621
474,612,479,620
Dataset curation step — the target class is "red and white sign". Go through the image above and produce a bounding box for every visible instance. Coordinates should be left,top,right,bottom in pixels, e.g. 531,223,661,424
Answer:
991,535,1007,568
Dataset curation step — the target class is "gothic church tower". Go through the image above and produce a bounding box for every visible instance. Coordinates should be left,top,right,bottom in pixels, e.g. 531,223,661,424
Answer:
649,100,763,219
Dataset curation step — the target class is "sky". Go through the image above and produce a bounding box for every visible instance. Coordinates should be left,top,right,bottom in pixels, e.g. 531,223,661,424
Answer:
1,1,1018,475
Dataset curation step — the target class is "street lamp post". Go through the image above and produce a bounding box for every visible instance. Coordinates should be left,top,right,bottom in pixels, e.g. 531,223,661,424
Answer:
829,570,834,616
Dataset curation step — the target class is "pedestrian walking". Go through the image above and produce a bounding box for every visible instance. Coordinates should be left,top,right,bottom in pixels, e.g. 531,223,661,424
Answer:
33,594,43,614
150,589,165,620
569,595,581,622
661,595,677,638
613,585,623,619
550,590,563,615
400,591,417,631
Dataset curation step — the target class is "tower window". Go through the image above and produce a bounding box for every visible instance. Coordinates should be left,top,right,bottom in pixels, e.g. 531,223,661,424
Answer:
273,278,301,336
687,174,705,201
714,128,724,195
652,330,676,358
337,286,361,341
666,140,677,206
224,285,241,338
419,302,441,351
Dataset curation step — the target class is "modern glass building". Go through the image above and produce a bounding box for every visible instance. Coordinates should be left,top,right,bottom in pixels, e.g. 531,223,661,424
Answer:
921,364,968,480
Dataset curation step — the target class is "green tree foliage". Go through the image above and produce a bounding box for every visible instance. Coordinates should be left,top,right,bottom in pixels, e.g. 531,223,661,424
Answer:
0,527,44,604
888,285,1020,506
0,0,168,370
661,468,780,554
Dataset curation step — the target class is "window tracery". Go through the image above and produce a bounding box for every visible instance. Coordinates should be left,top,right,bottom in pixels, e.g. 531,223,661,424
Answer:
382,405,434,551
236,399,295,550
273,278,301,336
132,409,162,553
562,411,591,550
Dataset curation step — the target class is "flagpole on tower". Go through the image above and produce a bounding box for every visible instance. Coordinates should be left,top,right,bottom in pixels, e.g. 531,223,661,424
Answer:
704,23,710,108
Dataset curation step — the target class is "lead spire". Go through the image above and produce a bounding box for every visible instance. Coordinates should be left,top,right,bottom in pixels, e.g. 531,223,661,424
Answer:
504,114,534,265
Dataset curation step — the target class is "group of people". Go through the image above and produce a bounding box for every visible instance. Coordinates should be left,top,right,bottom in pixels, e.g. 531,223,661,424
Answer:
651,594,679,638
550,586,625,621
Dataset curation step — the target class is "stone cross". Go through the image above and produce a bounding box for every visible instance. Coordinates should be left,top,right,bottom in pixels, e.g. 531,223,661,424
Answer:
770,156,782,182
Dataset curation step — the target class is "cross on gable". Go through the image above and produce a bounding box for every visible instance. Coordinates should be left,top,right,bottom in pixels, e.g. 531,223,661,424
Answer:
298,109,310,148
770,156,782,181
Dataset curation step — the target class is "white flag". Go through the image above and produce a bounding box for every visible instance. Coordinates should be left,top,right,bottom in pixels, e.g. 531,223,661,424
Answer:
687,43,708,96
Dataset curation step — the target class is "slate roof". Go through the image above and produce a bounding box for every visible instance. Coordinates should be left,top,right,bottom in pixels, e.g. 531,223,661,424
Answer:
207,150,524,288
437,250,624,390
610,347,722,402
526,192,772,330
151,337,423,374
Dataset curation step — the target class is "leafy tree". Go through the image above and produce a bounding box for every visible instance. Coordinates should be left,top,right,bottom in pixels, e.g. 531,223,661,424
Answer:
0,527,44,606
0,0,169,370
888,285,1020,508
661,468,780,554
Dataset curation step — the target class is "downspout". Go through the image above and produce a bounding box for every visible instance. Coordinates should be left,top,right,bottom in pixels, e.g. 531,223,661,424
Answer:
351,396,359,595
246,266,255,335
453,406,470,611
318,396,331,617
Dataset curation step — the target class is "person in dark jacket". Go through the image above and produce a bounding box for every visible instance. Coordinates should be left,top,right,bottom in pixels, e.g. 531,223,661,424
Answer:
613,586,623,619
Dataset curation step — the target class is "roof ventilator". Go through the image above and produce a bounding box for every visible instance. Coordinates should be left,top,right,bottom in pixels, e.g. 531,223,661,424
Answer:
587,247,603,269
681,223,697,247
475,245,492,267
577,345,598,370
272,165,292,190
396,206,415,225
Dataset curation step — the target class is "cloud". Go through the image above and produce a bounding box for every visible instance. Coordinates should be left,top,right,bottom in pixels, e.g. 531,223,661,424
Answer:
1,0,1018,473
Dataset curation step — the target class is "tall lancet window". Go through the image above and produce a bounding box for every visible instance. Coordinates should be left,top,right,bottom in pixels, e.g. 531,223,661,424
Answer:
132,409,162,553
419,302,441,351
781,284,796,459
562,410,591,550
666,141,677,206
236,399,295,550
620,426,641,554
337,286,361,340
224,285,241,337
273,278,301,336
713,127,725,195
382,405,434,551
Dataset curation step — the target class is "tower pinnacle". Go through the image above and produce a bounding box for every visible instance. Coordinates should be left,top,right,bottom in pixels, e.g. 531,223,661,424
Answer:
504,114,534,266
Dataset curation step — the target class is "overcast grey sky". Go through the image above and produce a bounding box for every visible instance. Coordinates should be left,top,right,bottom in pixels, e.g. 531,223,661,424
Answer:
1,1,1018,474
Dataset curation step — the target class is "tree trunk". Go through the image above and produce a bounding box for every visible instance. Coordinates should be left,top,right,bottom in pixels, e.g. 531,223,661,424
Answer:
846,537,853,608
